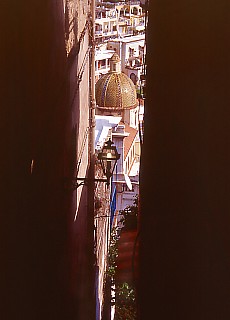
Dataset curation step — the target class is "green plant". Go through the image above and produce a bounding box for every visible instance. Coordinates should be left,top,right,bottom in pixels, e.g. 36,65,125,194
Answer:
106,226,121,282
114,282,137,320
103,196,139,318
119,195,138,230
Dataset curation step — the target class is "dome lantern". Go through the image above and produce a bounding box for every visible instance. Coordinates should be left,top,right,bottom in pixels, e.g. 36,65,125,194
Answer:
109,53,121,73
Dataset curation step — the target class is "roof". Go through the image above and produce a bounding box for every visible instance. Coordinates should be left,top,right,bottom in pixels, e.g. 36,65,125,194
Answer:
123,123,138,159
95,115,122,150
95,72,137,111
95,49,115,61
108,34,145,43
110,52,120,62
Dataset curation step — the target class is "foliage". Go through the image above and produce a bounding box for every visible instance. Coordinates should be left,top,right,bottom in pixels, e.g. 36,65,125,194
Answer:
114,283,137,320
104,196,139,318
119,195,138,229
106,226,122,281
120,195,138,218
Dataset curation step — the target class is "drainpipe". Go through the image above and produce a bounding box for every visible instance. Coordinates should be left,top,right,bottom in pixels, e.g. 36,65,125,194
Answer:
88,0,96,316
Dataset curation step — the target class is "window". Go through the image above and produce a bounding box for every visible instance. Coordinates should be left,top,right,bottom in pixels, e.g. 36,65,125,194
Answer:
139,45,144,57
130,73,137,85
122,184,134,192
133,7,138,15
99,59,106,69
129,47,135,57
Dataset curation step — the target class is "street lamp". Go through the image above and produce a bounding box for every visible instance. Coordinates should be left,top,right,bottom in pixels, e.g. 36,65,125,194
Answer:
98,139,120,185
67,139,120,189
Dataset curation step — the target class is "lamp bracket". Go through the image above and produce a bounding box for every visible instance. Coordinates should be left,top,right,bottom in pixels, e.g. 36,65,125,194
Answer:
65,177,110,190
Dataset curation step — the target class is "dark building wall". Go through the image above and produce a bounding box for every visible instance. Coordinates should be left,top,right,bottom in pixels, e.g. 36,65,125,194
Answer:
0,1,92,319
140,1,230,319
0,1,69,319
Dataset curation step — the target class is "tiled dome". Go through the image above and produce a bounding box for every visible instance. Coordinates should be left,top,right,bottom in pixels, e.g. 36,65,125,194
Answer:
95,53,137,111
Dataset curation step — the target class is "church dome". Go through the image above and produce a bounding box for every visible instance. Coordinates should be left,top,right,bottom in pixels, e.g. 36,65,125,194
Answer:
95,53,137,111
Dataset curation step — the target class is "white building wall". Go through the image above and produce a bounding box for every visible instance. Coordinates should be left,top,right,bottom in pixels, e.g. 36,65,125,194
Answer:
107,35,145,72
123,106,139,129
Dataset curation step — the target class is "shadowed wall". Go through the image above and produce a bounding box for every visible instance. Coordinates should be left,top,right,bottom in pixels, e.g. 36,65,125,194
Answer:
140,1,230,319
0,1,93,319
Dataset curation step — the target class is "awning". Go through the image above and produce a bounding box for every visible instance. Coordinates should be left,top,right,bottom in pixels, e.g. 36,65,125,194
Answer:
124,173,132,190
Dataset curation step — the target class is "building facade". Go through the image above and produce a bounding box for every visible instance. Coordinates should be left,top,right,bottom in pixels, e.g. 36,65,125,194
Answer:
95,0,145,44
